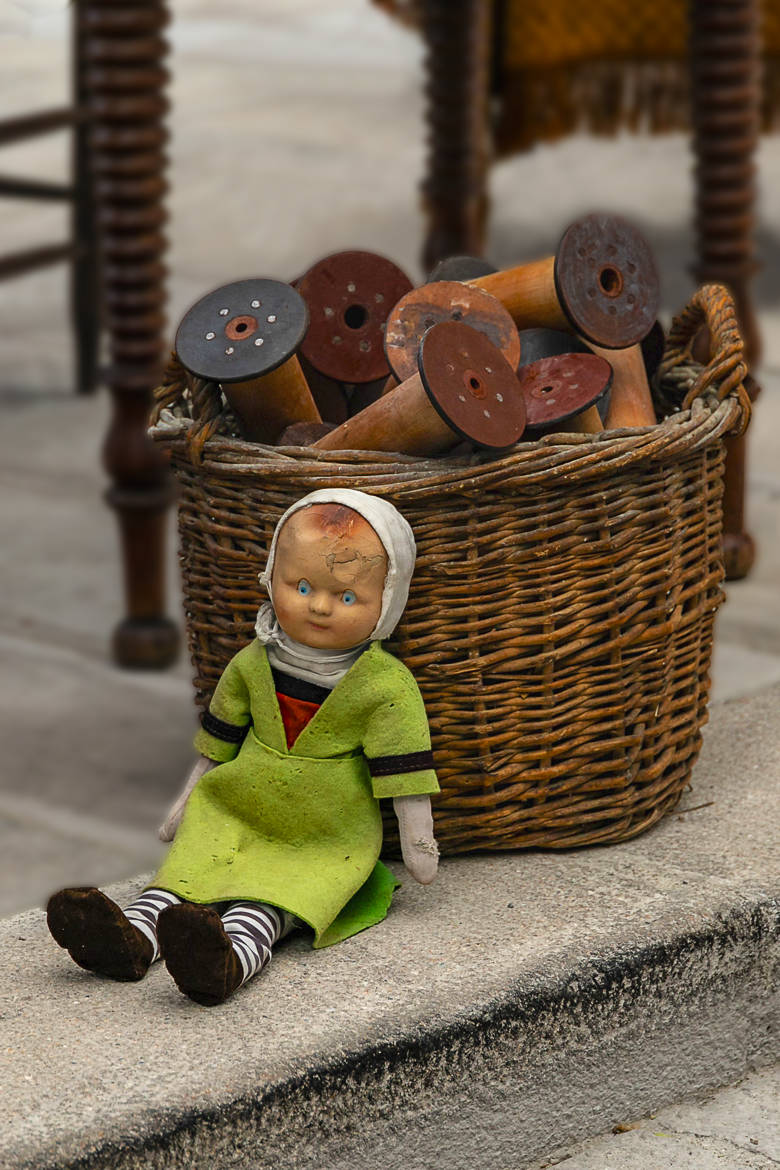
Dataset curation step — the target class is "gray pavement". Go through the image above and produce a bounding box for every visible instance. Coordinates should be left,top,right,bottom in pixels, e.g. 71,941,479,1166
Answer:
2,684,778,1169
1,0,779,1166
524,1065,780,1169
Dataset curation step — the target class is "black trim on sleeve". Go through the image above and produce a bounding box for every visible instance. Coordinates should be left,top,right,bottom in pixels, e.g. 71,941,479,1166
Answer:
367,750,435,778
201,709,249,745
271,668,330,706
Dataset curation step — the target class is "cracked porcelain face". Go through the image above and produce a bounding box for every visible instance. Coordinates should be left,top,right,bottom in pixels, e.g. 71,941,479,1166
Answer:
271,504,387,650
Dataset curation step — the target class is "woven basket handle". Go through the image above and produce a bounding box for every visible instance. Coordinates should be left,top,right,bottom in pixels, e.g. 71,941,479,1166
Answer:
660,283,751,434
150,351,225,464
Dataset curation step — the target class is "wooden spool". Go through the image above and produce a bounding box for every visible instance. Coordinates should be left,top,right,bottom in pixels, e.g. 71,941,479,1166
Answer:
592,342,657,429
641,320,666,384
469,213,660,350
314,321,526,456
519,353,613,434
517,329,607,434
384,280,521,383
297,249,413,384
175,279,320,444
428,254,497,282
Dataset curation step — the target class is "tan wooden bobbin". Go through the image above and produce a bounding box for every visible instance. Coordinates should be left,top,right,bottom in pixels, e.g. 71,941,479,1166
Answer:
469,213,660,350
314,320,526,456
384,280,522,385
591,341,657,429
175,278,320,444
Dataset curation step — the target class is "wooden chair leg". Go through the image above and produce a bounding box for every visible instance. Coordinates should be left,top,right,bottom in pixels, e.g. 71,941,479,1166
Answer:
81,0,179,667
419,0,494,272
689,0,761,580
72,0,99,397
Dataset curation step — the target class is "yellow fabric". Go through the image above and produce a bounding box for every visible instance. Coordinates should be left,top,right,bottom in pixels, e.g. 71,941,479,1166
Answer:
503,0,689,69
375,0,780,152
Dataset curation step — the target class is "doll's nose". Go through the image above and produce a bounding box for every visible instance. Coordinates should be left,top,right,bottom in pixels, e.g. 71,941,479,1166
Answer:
309,591,332,615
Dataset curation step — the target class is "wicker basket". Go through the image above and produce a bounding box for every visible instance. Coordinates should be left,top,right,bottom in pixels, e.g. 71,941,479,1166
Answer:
150,284,750,855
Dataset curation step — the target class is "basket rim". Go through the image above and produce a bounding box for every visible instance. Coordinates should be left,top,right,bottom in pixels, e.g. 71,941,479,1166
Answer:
150,391,741,492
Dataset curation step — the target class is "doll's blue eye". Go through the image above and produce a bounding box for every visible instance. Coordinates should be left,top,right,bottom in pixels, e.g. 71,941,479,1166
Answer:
342,590,356,606
297,580,311,596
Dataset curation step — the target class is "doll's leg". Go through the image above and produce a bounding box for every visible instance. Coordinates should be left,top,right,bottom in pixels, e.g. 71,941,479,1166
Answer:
157,900,292,1006
47,886,179,981
122,888,184,960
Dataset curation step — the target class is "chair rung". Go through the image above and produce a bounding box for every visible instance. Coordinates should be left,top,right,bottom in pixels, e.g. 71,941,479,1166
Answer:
0,108,79,147
0,242,75,280
0,175,74,201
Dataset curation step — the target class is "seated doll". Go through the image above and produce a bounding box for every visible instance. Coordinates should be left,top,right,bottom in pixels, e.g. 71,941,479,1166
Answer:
47,489,439,1006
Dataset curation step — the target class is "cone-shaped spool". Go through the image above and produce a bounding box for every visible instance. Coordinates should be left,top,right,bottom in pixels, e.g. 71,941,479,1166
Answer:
470,213,660,350
314,321,526,456
175,278,319,444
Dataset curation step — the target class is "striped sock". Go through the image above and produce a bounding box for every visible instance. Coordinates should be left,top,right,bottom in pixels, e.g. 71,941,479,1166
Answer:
124,889,183,962
220,902,289,986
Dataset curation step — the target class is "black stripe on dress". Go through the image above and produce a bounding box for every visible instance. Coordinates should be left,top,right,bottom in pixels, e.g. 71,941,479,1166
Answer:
271,668,330,705
367,750,435,777
201,709,249,744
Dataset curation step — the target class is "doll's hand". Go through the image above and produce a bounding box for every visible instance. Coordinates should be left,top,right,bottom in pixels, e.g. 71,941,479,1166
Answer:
393,794,439,885
158,756,216,842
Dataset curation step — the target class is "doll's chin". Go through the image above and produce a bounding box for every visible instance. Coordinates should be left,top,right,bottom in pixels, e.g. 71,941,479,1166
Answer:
278,621,369,651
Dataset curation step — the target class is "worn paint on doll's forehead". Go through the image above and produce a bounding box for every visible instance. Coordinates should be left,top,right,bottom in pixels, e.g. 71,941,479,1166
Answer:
276,506,387,587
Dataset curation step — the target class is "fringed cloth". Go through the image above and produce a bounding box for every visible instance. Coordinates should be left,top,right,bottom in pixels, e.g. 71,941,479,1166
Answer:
374,0,780,155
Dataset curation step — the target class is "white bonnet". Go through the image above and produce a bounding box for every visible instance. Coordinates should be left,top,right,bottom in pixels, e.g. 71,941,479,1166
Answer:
259,488,416,641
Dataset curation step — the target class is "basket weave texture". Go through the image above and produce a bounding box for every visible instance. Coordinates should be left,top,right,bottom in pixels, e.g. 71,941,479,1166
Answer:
150,285,750,855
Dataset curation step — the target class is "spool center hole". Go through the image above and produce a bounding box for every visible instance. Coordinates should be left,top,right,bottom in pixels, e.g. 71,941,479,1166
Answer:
225,314,258,341
344,304,368,330
463,368,486,399
598,266,623,297
541,385,554,393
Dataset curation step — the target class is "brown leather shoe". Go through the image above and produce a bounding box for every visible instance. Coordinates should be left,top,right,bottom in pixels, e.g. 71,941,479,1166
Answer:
157,903,244,1007
46,887,154,981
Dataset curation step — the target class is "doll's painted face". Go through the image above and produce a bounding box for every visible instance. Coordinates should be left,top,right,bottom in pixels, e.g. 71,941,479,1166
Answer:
271,505,388,649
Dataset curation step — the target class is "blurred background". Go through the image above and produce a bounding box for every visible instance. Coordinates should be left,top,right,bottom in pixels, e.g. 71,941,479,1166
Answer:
2,0,779,914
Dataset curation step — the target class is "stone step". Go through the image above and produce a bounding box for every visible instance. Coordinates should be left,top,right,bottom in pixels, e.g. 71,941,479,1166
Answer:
2,684,778,1170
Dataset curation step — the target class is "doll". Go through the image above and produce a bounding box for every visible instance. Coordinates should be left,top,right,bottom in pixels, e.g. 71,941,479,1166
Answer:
47,489,439,1006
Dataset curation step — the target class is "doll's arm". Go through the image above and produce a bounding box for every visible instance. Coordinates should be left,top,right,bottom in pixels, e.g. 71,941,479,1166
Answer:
393,794,439,884
158,755,216,842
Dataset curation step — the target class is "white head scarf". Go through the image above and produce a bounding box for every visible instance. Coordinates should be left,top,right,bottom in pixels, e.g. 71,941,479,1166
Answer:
255,488,416,689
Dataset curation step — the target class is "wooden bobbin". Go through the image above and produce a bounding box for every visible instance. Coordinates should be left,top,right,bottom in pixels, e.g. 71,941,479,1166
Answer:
314,321,526,456
428,254,498,282
297,250,413,384
591,342,657,429
517,328,604,433
519,350,613,434
298,353,388,424
277,420,338,446
384,280,521,383
641,320,666,384
175,278,319,444
469,213,660,350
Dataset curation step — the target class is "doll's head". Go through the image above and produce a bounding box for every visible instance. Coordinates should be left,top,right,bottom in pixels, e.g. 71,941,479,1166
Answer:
259,488,417,652
271,504,388,650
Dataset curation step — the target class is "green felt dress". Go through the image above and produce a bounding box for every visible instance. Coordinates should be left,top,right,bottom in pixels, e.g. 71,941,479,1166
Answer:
150,640,439,948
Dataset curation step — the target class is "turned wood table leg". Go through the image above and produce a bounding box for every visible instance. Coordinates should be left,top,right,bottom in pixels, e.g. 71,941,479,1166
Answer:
81,0,179,666
690,0,761,580
72,6,99,396
419,0,494,272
